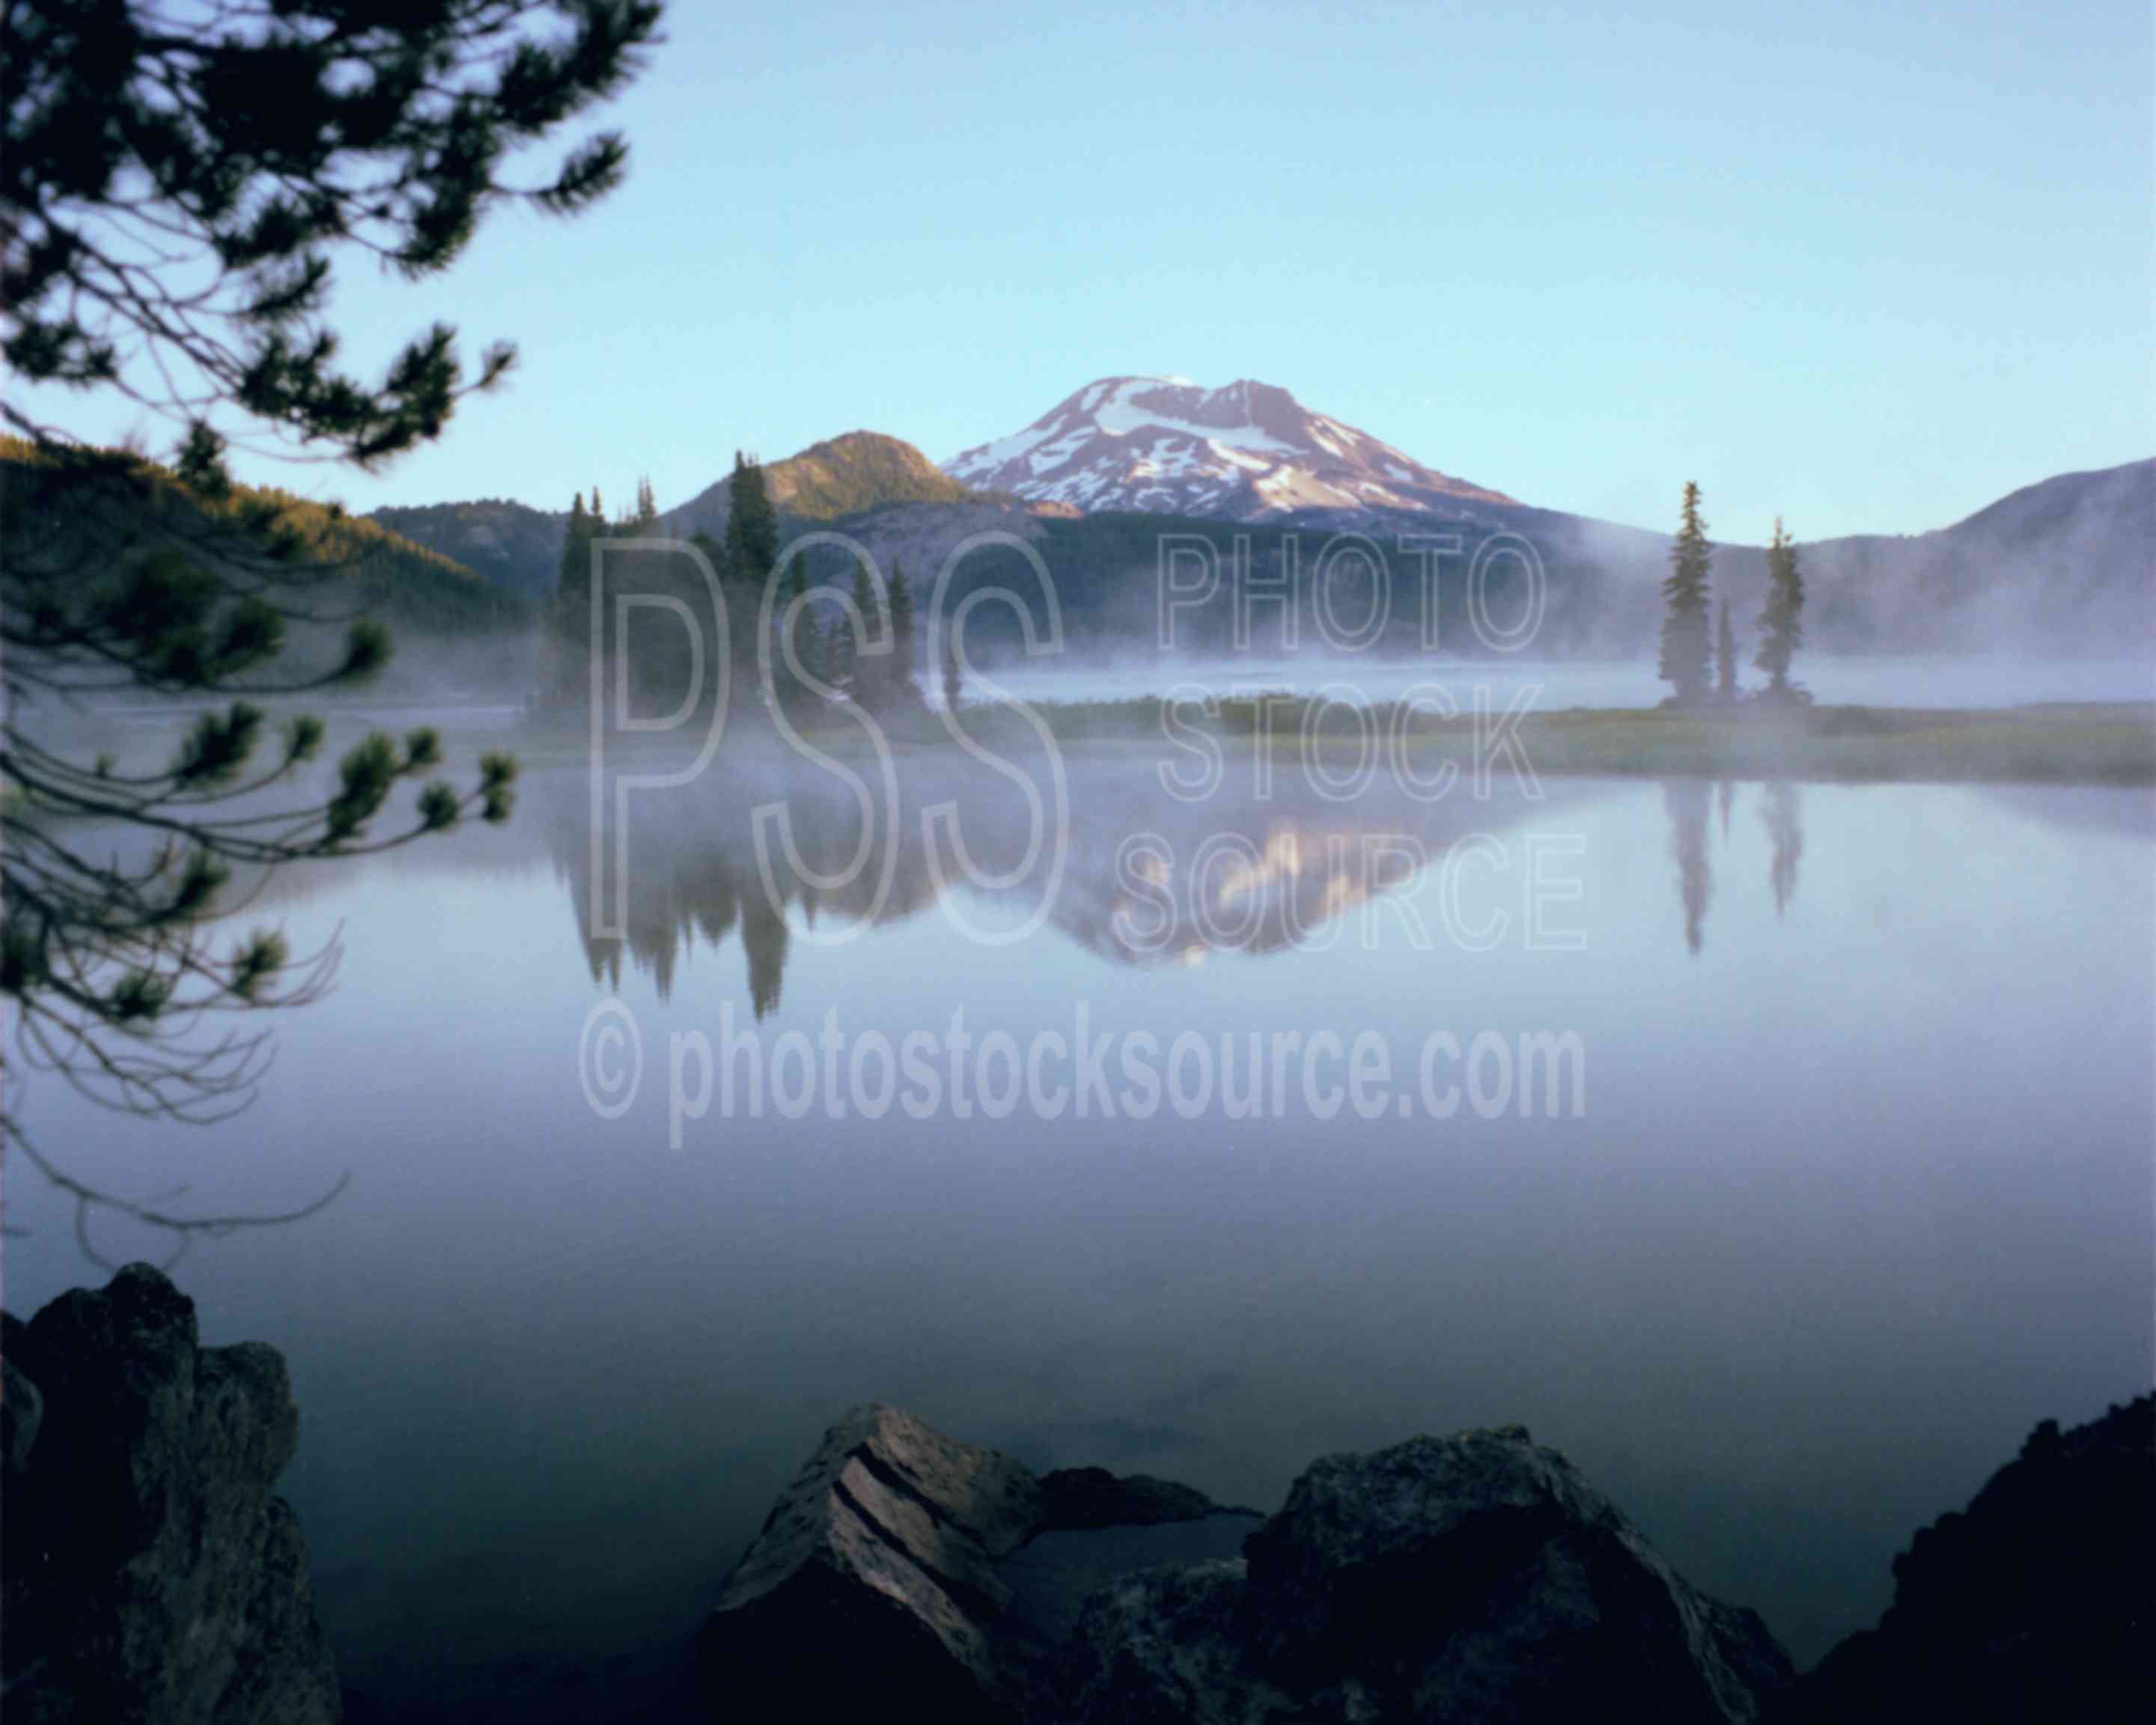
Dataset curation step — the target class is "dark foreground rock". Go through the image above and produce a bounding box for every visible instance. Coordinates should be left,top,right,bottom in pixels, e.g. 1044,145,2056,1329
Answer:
696,1404,1255,1722
1,1263,342,1724
702,1409,1791,1724
1791,1394,2155,1724
1064,1423,1792,1724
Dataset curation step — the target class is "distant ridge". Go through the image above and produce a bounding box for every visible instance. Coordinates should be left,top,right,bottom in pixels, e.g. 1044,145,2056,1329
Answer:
371,431,982,597
362,392,2152,657
371,496,567,601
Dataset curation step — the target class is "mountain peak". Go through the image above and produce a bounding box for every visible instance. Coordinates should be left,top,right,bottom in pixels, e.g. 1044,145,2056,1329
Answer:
943,377,1512,520
669,430,977,533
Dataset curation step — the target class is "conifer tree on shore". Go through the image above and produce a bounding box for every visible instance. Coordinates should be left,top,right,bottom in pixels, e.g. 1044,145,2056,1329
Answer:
943,636,964,711
1755,517,1806,698
1658,482,1714,705
886,561,919,706
723,453,776,588
838,561,877,699
552,489,598,693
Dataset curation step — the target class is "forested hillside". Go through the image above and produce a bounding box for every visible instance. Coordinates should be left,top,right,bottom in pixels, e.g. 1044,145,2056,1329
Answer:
1,438,529,661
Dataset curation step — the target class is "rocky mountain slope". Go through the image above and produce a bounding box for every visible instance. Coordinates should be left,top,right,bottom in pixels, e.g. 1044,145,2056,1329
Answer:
1793,457,2155,652
663,429,981,537
370,432,984,596
943,375,1514,519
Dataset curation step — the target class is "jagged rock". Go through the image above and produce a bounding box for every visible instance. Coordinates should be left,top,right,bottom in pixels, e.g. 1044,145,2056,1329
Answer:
1793,1394,2155,1723
697,1404,1241,1722
698,1404,1041,1721
703,1408,1791,1724
0,1264,341,1725
2,1346,42,1476
999,1518,1263,1712
1062,1560,1296,1724
1061,1424,1792,1724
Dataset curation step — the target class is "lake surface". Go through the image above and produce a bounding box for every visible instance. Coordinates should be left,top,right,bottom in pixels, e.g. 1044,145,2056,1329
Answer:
6,730,2152,1721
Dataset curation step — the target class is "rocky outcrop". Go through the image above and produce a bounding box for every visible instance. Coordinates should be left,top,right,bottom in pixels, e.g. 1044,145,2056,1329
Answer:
1062,1423,1792,1724
1035,1466,1239,1533
1792,1395,2155,1723
696,1404,1252,1722
1,1264,342,1725
703,1409,1791,1724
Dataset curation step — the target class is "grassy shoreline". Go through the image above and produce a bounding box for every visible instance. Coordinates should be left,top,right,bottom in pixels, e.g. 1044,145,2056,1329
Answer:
885,695,2156,786
50,695,2156,788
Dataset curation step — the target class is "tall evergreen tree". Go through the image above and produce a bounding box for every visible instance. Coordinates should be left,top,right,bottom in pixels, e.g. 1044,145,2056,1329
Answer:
771,548,823,723
557,492,590,596
553,490,596,692
826,579,858,699
689,523,758,717
847,561,881,704
1658,482,1714,704
1754,517,1806,697
886,560,919,706
722,452,777,588
719,454,781,709
1716,597,1739,705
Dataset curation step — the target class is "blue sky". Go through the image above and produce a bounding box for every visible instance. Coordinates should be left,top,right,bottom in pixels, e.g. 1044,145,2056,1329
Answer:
54,1,2156,541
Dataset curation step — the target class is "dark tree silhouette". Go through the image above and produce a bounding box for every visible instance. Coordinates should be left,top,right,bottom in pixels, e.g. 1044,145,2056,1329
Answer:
1755,516,1806,698
845,559,880,702
1658,482,1713,705
886,559,919,706
1,0,660,1255
822,568,858,698
4,0,660,462
1715,598,1739,705
740,893,789,1021
721,451,777,588
551,487,600,695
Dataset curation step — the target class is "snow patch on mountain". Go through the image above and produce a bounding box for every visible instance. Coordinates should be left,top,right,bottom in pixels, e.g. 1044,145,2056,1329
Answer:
943,376,1513,520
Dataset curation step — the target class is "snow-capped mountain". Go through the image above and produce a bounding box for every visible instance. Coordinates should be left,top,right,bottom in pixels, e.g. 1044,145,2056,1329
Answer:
942,376,1514,519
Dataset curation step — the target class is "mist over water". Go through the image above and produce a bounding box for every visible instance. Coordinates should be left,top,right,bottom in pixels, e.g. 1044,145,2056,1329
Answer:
964,654,2156,711
6,735,2150,1720
64,652,2155,725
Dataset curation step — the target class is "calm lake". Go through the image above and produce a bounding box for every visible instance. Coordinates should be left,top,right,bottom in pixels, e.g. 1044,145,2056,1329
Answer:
6,716,2152,1720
